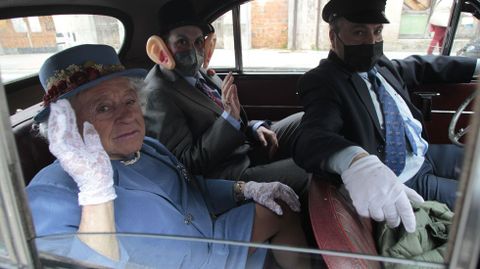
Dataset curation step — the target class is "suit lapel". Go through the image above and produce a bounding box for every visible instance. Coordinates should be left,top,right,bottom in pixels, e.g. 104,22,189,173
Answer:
177,79,224,114
141,141,213,237
158,66,223,115
377,66,423,121
377,66,410,102
115,163,172,202
200,68,223,93
112,144,182,207
350,74,385,141
200,69,250,124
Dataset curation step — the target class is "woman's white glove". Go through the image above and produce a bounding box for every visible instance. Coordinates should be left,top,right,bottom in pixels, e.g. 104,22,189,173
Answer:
341,155,424,233
244,182,301,215
48,99,116,206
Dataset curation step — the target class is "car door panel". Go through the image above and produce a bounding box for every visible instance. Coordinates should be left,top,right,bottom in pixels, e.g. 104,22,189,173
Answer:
233,73,477,145
230,74,303,120
413,81,477,143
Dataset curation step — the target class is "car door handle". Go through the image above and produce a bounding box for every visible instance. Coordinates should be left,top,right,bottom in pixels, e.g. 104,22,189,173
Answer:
414,92,441,121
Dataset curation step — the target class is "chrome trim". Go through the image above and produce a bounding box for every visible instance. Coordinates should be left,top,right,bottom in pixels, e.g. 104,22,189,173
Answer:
242,105,302,109
442,0,461,55
0,76,37,267
232,5,243,73
431,110,474,115
37,232,446,268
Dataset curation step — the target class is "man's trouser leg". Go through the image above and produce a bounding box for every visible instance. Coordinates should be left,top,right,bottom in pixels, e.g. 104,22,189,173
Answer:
405,144,463,209
244,112,309,195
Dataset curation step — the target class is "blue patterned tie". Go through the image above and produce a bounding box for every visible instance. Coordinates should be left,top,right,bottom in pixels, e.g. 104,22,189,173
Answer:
368,69,406,175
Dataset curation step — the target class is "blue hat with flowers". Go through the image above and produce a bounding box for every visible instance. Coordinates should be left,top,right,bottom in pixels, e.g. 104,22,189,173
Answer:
34,44,147,122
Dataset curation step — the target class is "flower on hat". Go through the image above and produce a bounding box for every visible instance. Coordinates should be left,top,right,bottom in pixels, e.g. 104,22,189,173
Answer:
42,61,125,106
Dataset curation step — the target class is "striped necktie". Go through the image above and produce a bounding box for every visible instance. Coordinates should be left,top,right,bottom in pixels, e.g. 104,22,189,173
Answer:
196,78,224,109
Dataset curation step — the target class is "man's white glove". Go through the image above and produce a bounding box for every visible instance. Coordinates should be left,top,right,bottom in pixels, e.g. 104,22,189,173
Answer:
48,99,116,206
341,155,424,233
244,182,301,215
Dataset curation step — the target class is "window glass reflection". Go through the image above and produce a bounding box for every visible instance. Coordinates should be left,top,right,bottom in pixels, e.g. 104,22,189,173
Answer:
0,15,125,83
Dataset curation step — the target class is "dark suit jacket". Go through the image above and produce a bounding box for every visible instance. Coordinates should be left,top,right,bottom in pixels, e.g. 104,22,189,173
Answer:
141,65,257,180
293,51,476,175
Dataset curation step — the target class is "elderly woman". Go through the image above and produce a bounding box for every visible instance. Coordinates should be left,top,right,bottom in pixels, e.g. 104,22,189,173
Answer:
26,44,310,269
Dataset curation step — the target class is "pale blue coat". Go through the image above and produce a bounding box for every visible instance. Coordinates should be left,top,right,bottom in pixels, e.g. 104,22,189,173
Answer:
26,137,264,268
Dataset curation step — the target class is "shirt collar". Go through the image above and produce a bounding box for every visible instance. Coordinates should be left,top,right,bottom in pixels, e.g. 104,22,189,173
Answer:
358,67,378,80
182,71,202,87
358,71,368,80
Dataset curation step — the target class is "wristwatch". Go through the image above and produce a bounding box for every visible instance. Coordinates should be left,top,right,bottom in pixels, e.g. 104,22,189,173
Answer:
233,181,245,202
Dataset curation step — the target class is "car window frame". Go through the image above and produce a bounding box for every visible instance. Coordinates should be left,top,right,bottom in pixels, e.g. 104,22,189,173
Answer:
0,76,38,268
1,0,480,267
448,87,480,268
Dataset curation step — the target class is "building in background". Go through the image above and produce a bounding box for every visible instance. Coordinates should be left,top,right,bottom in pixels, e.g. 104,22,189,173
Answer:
213,0,478,53
0,15,122,55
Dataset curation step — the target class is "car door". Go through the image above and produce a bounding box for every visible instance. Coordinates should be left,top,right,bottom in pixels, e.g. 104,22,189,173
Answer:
1,0,480,268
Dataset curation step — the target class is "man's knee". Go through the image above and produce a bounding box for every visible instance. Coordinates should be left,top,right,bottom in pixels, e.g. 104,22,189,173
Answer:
271,112,304,131
406,174,458,210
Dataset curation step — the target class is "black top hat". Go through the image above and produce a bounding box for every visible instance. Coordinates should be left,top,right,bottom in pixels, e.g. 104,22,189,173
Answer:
157,0,214,36
322,0,390,24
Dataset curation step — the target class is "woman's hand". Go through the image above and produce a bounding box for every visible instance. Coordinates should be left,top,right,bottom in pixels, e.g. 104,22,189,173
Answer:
48,99,116,205
243,182,300,215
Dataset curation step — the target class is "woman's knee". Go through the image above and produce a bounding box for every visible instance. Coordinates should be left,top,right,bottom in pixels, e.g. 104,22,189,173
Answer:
255,202,300,228
252,203,300,239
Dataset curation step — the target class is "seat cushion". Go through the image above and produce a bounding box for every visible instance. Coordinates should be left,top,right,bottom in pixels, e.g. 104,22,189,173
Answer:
13,119,54,185
309,177,381,269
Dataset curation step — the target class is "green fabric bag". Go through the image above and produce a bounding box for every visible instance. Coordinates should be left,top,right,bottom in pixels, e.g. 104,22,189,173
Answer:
376,201,453,269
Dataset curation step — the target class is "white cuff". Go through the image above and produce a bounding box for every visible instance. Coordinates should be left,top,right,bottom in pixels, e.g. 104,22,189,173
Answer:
221,111,241,130
327,146,368,174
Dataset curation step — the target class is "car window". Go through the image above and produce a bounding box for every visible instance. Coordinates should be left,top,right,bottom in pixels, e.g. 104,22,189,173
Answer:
210,10,236,69
0,14,125,84
1,0,480,267
453,12,480,58
209,2,326,72
208,0,480,72
396,0,448,56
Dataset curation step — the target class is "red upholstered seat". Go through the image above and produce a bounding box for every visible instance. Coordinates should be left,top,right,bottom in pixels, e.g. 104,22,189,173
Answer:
309,177,381,269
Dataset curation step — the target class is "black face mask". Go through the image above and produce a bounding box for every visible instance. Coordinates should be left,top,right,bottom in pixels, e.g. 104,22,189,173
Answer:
336,34,384,72
174,49,204,77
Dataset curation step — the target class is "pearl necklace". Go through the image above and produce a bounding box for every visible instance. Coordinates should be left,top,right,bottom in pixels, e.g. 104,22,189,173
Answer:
120,151,141,166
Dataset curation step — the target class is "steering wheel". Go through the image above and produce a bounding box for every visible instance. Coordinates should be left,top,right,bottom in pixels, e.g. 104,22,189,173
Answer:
448,91,478,146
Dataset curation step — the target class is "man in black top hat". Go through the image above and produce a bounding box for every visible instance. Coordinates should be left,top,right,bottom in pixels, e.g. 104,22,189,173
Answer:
140,0,309,196
293,0,479,232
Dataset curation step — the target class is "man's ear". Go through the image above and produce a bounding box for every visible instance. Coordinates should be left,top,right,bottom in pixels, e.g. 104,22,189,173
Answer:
203,32,217,68
146,35,175,70
329,29,335,49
